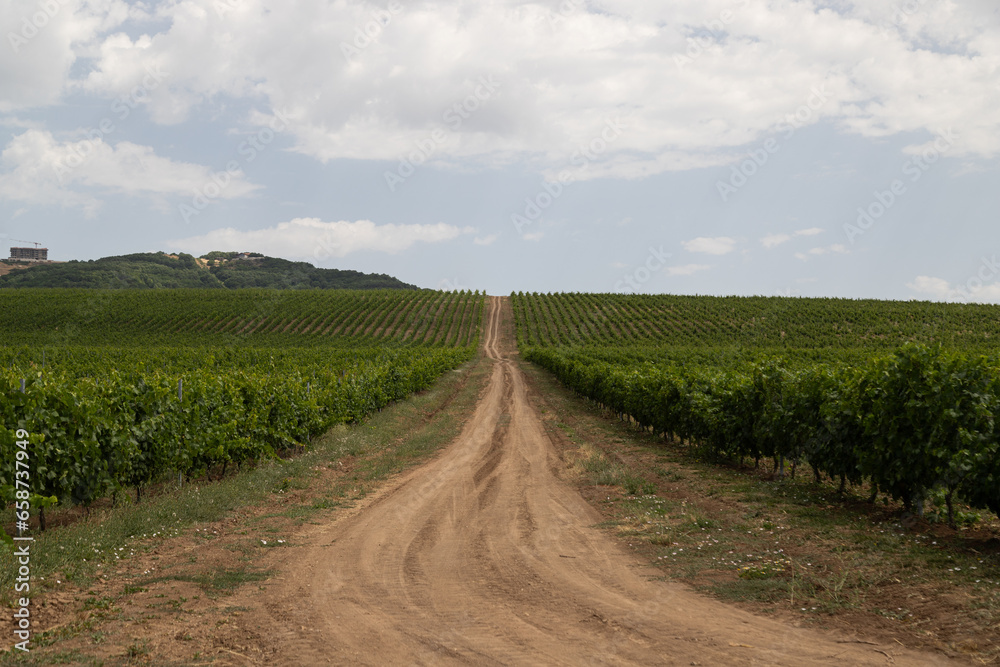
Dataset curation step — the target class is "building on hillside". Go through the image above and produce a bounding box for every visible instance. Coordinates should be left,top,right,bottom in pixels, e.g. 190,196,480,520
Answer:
9,247,49,262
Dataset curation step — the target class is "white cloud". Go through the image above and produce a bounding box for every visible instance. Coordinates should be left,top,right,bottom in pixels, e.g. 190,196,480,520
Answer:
437,277,470,292
907,276,956,300
666,264,711,276
0,116,42,129
762,227,824,248
0,130,257,216
794,244,848,261
473,233,499,246
168,218,474,259
908,275,1000,303
0,0,147,111
683,237,736,255
795,227,824,237
47,0,1000,179
761,233,792,248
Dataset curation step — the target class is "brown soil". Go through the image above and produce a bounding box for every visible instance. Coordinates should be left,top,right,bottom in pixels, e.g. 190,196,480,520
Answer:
399,295,434,342
0,263,33,277
518,354,993,663
189,298,947,663
212,316,239,333
424,296,450,345
13,297,955,665
0,260,64,276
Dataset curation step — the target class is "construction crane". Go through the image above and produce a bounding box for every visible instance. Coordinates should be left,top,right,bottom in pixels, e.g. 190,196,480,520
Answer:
9,239,42,248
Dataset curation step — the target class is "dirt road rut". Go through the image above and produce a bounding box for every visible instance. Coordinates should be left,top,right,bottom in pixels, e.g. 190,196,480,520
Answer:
238,297,945,665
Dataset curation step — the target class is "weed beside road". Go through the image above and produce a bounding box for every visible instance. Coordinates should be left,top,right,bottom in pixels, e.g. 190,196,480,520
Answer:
522,357,1000,664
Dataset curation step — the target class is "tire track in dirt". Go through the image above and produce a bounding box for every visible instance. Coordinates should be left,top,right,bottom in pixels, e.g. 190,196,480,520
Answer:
230,297,948,666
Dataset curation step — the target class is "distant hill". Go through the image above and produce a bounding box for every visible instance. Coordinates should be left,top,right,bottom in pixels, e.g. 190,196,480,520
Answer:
0,252,420,290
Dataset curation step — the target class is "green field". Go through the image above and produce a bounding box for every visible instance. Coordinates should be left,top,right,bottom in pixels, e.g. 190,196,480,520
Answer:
7,288,1000,530
512,292,1000,351
0,288,481,348
512,292,1000,526
0,289,484,519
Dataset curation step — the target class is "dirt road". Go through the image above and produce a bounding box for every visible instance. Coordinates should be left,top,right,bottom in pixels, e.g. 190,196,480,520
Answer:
236,297,945,665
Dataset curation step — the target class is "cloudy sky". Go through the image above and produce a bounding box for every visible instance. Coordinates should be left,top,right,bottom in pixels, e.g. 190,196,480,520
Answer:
1,0,998,299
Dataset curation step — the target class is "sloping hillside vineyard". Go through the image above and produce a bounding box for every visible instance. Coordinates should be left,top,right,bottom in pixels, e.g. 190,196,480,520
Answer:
512,293,1000,524
0,252,420,290
0,289,480,347
0,290,483,518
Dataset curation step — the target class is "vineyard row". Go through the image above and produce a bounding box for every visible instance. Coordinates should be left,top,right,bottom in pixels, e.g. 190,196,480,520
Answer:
0,346,475,525
510,292,1000,350
0,289,485,348
525,344,1000,525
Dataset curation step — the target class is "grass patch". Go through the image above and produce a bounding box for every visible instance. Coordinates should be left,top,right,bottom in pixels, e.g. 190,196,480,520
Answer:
125,639,149,659
707,578,794,603
519,356,1000,663
192,567,273,595
0,354,491,664
577,446,656,496
28,651,102,666
0,355,488,603
137,566,272,596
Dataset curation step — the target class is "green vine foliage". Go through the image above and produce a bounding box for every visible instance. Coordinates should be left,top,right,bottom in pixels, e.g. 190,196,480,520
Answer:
0,290,485,521
515,290,1000,526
